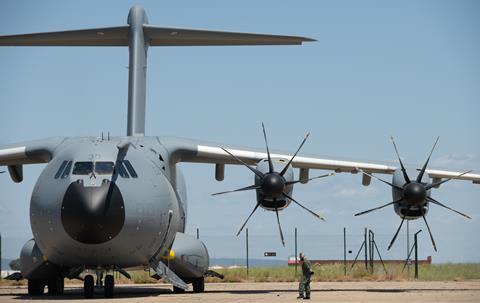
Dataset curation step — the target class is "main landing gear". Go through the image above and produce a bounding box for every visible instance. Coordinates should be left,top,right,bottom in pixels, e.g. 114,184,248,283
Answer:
192,277,205,293
83,272,115,298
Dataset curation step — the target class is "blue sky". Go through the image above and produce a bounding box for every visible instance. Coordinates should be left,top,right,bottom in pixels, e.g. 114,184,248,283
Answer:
0,0,479,263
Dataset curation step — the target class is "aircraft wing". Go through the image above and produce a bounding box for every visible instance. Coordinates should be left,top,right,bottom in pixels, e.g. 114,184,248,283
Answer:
0,137,66,182
161,137,480,184
0,137,65,166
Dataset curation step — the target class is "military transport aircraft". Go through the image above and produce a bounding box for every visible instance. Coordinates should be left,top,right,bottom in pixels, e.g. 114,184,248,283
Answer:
0,5,479,299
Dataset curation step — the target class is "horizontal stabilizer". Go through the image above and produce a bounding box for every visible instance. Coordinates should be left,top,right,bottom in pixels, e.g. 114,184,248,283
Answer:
144,25,315,46
0,25,314,47
0,26,129,46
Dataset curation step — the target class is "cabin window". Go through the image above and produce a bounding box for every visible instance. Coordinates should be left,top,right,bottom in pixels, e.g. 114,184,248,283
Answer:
54,160,68,179
72,162,93,175
61,161,73,179
123,160,138,178
95,161,114,174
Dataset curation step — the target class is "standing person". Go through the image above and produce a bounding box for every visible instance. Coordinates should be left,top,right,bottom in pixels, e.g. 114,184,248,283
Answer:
297,252,313,300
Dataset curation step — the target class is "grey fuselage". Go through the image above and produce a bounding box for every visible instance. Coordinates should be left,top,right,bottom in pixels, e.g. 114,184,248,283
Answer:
30,136,187,268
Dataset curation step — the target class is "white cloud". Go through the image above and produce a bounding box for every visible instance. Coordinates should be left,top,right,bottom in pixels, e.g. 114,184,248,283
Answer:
333,185,380,198
432,153,480,169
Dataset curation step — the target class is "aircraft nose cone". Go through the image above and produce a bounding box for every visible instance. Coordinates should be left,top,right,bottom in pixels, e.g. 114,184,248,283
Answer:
261,173,286,198
403,182,427,206
61,180,125,244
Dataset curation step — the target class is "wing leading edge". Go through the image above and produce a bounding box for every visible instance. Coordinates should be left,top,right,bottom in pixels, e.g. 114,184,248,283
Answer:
0,137,66,182
161,137,480,184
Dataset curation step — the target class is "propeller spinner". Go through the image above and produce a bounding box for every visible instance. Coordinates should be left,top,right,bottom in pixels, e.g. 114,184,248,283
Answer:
212,123,333,246
355,137,471,252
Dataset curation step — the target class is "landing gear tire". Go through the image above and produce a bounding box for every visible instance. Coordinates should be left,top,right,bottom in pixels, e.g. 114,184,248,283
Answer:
104,274,114,298
192,277,205,293
48,276,64,295
84,274,94,299
28,279,45,296
173,286,185,294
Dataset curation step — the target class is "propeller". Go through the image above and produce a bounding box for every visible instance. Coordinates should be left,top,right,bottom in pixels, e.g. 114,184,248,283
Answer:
212,123,334,246
355,137,472,251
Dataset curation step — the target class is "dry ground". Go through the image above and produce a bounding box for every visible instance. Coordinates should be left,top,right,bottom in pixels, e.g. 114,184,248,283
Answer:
0,281,479,302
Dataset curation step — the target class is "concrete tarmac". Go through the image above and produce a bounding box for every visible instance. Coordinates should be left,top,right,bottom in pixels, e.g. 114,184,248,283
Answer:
0,281,479,302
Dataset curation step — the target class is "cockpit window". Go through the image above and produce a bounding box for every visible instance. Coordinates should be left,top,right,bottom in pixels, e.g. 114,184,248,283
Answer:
72,162,93,175
54,160,68,179
95,161,114,174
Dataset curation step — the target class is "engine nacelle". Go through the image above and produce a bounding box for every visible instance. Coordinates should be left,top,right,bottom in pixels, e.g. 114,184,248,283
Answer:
20,239,60,280
254,158,294,210
391,169,431,220
167,232,209,281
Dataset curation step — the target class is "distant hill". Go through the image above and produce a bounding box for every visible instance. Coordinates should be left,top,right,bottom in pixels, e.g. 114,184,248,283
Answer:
210,258,285,267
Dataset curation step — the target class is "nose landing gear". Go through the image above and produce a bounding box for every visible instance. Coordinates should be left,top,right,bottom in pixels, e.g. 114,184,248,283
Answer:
83,271,115,298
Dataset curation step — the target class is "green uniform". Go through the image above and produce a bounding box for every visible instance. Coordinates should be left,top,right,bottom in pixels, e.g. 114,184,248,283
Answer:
298,257,312,298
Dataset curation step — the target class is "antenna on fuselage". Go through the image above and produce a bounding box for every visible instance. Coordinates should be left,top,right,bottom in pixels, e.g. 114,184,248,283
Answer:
0,5,314,136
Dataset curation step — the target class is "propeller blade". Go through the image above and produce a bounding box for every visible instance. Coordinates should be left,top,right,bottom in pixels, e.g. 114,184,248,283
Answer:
211,184,261,196
416,136,439,182
285,172,335,185
236,203,261,236
387,208,409,250
390,136,411,184
354,199,402,216
221,148,264,179
274,206,285,247
426,196,471,219
356,168,404,191
261,122,275,174
425,170,473,190
422,214,437,252
282,192,325,221
279,132,310,176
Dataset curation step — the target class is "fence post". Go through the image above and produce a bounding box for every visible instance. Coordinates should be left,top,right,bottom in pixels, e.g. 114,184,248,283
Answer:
295,227,298,275
364,228,368,270
407,220,410,275
343,227,347,276
246,228,249,276
414,231,420,279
